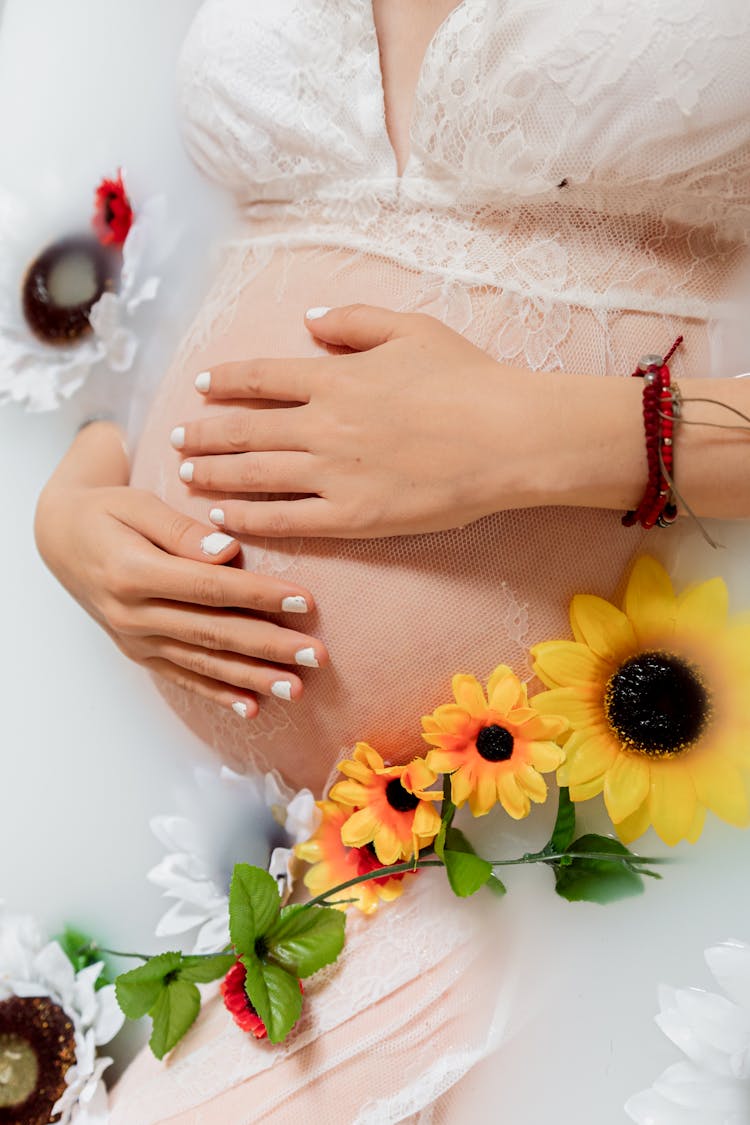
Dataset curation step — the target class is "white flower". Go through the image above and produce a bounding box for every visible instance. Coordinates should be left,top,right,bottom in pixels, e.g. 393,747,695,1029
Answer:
626,940,750,1125
0,906,124,1124
0,174,174,412
148,767,319,954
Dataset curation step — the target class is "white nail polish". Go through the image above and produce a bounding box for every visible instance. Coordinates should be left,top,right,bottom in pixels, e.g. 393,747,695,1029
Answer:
201,531,236,556
170,426,185,450
209,507,225,526
271,680,293,701
179,461,194,483
305,306,331,320
195,371,211,393
295,647,319,668
281,595,308,614
231,700,248,718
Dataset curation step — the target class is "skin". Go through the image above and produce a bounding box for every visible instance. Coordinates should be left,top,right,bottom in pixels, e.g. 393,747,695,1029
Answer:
34,0,750,712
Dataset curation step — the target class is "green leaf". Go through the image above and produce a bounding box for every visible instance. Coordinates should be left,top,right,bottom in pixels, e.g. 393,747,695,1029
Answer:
553,834,644,904
443,849,493,897
229,864,281,954
265,905,345,977
55,926,112,988
547,786,576,854
434,776,456,860
148,979,201,1060
115,952,182,1020
241,953,303,1044
485,874,507,897
177,954,237,984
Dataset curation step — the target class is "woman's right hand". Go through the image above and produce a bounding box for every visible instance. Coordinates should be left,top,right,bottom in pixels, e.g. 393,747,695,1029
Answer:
34,422,327,718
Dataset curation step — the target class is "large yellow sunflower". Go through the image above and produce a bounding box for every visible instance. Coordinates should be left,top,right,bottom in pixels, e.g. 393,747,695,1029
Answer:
328,744,442,865
531,556,750,846
294,800,408,914
421,665,568,818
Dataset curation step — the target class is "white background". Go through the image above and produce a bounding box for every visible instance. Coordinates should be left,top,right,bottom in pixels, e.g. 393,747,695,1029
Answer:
1,2,750,1121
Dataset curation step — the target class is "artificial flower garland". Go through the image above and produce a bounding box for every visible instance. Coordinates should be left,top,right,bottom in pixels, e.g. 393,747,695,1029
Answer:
48,557,750,1058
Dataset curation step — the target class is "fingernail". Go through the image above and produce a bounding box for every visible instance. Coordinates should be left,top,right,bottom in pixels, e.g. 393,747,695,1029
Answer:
201,531,236,556
305,306,331,320
281,595,308,614
271,680,293,701
209,507,225,526
295,647,319,668
231,700,248,718
195,371,211,393
170,426,185,450
179,461,194,483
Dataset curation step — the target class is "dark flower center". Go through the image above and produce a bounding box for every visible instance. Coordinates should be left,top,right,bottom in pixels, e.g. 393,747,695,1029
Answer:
476,724,515,762
385,779,419,813
0,996,76,1123
604,651,710,757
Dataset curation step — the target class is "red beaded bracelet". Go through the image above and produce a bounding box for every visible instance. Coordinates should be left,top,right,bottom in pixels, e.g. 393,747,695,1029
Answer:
622,337,682,530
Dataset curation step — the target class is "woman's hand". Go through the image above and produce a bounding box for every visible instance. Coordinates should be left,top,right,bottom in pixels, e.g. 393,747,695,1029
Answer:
172,306,541,538
35,423,327,716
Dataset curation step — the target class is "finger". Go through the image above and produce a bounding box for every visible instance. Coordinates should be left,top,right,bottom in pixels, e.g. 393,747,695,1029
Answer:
144,555,317,615
195,358,325,403
212,498,339,538
152,639,305,701
171,408,309,457
138,603,328,669
177,451,317,495
143,656,260,719
304,303,425,350
116,490,241,563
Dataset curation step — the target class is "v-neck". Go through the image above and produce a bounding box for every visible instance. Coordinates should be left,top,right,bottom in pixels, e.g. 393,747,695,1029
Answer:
366,0,476,180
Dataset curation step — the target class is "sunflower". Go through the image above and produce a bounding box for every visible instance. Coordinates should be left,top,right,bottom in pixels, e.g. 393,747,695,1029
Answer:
531,556,750,846
294,800,409,914
421,665,568,818
327,745,442,865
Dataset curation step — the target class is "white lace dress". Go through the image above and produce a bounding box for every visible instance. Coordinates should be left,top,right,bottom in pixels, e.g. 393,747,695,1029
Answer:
110,1,750,1120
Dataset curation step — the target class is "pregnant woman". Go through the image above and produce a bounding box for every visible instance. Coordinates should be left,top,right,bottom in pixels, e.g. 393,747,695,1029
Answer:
34,0,750,1120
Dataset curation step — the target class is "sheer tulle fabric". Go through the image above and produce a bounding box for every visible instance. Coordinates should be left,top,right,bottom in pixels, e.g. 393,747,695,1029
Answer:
113,0,750,1119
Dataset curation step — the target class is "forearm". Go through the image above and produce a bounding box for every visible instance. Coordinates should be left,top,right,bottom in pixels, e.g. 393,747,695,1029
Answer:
529,372,750,520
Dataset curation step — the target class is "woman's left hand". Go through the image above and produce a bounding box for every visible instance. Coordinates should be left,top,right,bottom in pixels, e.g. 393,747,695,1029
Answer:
173,305,538,538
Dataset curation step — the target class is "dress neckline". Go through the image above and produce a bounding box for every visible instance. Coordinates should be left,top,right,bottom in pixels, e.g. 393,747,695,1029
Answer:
365,0,478,180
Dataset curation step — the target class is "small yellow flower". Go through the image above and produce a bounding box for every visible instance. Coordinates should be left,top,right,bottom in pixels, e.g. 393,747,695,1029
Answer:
328,744,442,865
531,556,750,846
294,800,408,914
421,665,568,818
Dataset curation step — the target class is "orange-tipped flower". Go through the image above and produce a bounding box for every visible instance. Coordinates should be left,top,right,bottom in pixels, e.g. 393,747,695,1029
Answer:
421,665,567,818
328,744,442,865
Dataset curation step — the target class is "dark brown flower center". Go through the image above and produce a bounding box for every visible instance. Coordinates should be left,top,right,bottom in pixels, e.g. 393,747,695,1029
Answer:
476,724,515,762
0,996,76,1124
604,651,710,757
385,779,419,813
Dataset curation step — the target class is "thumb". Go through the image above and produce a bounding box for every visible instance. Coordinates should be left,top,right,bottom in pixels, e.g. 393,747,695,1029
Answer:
304,303,412,351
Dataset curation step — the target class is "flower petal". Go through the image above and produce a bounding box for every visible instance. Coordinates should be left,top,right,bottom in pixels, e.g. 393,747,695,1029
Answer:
528,740,566,772
496,772,530,819
689,753,750,828
531,686,604,730
328,779,370,809
603,753,651,823
624,556,676,645
515,762,548,804
676,577,729,636
649,760,698,846
424,747,465,774
531,641,608,689
340,806,379,849
616,799,651,844
570,594,637,663
487,666,523,714
469,770,499,817
566,732,619,787
450,766,475,807
452,673,488,716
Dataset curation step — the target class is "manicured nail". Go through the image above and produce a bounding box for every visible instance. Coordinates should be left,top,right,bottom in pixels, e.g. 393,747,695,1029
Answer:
231,701,248,718
170,426,185,450
271,680,293,701
209,507,225,526
179,461,194,483
201,531,236,556
305,306,331,320
195,371,211,393
281,595,308,614
295,647,319,668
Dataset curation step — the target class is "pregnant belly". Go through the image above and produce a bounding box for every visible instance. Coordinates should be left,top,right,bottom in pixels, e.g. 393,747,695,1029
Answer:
131,244,664,794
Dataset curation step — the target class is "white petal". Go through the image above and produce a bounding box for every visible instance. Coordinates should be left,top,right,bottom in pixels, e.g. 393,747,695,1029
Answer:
34,942,76,1005
654,1060,750,1113
657,987,750,1077
285,790,320,843
150,815,200,853
193,914,231,955
91,985,125,1046
154,898,212,938
706,942,750,1011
